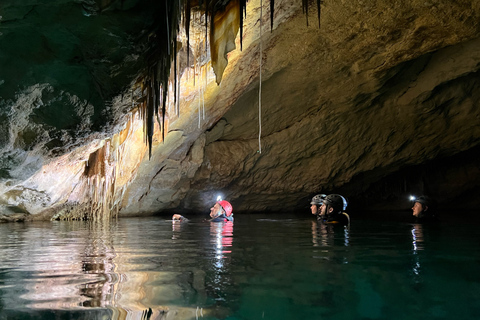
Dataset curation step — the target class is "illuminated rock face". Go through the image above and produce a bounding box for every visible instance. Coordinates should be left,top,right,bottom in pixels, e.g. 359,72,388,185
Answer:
182,0,480,213
1,0,480,219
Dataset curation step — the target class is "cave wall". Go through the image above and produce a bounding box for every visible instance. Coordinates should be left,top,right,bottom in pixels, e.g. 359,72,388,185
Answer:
1,0,480,220
341,145,480,213
183,0,480,213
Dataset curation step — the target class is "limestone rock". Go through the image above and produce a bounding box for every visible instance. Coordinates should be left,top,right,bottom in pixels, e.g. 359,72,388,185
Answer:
1,0,480,219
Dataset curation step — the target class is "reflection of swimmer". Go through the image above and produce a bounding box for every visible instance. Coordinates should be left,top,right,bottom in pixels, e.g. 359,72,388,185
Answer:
311,220,350,247
411,224,425,252
410,223,425,289
209,220,235,304
311,220,332,247
171,217,186,239
210,220,234,258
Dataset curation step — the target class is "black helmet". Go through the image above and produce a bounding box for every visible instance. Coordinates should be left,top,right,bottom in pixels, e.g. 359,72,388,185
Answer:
310,194,327,206
324,194,348,212
412,195,434,209
410,196,430,206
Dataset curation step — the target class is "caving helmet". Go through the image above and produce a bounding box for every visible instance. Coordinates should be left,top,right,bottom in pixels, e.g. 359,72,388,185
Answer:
310,194,327,206
218,200,233,217
415,196,429,206
411,195,433,210
324,194,348,213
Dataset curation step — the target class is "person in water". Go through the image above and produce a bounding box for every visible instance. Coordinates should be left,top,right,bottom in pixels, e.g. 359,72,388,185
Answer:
172,214,189,222
411,195,437,222
310,194,327,220
209,200,234,222
318,194,350,226
172,199,234,222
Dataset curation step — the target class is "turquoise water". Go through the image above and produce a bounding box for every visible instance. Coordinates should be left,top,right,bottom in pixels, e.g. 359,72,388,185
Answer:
1,214,479,319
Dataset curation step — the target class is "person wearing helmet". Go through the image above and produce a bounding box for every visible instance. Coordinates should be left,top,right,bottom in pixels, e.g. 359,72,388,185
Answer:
310,194,327,220
411,195,437,221
210,200,234,222
319,194,350,226
172,200,234,222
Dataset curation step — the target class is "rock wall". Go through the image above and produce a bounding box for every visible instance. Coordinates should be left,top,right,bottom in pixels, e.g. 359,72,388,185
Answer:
183,0,480,213
1,0,480,220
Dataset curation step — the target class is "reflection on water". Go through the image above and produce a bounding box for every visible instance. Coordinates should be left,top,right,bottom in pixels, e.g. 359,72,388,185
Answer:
411,223,424,275
1,216,480,319
211,220,233,263
311,221,350,248
209,221,234,306
411,223,425,252
1,222,118,310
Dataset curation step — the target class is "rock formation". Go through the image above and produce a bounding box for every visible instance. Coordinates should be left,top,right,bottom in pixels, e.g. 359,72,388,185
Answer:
1,0,479,220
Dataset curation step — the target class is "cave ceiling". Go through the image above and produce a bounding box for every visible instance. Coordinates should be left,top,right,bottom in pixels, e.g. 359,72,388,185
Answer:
1,0,480,220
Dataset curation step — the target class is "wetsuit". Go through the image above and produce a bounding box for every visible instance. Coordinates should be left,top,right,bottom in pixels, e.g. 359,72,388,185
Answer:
318,212,350,226
211,213,233,222
415,213,438,223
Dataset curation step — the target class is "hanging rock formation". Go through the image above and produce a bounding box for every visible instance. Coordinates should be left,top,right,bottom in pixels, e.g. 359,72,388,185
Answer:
1,0,479,220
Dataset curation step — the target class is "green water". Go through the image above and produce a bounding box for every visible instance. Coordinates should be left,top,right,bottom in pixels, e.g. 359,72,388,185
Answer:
1,214,479,319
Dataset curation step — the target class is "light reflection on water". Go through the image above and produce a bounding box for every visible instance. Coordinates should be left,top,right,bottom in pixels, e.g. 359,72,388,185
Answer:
0,215,480,319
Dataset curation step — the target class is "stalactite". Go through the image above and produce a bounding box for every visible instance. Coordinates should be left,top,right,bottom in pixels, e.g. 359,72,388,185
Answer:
258,0,263,154
174,40,178,110
210,0,241,84
185,0,192,67
161,69,168,142
69,0,327,221
77,113,141,221
146,79,154,159
270,0,274,31
83,141,116,221
153,64,160,116
302,0,309,26
165,1,171,56
134,0,321,161
205,0,210,51
198,92,201,128
202,64,206,120
239,0,246,49
176,52,181,117
317,0,321,28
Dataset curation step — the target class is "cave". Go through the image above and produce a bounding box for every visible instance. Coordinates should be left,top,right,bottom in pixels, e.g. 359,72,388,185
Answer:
1,0,479,222
2,1,480,318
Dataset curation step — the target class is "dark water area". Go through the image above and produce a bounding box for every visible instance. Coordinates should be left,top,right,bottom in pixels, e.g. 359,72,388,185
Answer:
1,213,480,319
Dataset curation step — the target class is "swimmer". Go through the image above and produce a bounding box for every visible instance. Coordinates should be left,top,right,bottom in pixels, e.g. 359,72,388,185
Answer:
410,195,437,222
172,214,188,222
310,194,327,221
171,199,234,222
319,194,350,226
210,200,234,222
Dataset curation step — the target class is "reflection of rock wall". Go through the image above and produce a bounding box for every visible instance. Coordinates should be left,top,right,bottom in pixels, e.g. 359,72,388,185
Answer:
0,222,118,309
0,220,203,318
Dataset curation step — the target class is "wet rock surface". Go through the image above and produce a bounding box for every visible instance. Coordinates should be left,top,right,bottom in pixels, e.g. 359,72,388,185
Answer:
1,0,479,219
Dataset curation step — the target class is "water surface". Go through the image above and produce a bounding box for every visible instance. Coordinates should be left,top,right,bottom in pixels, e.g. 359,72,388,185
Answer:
1,214,479,319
